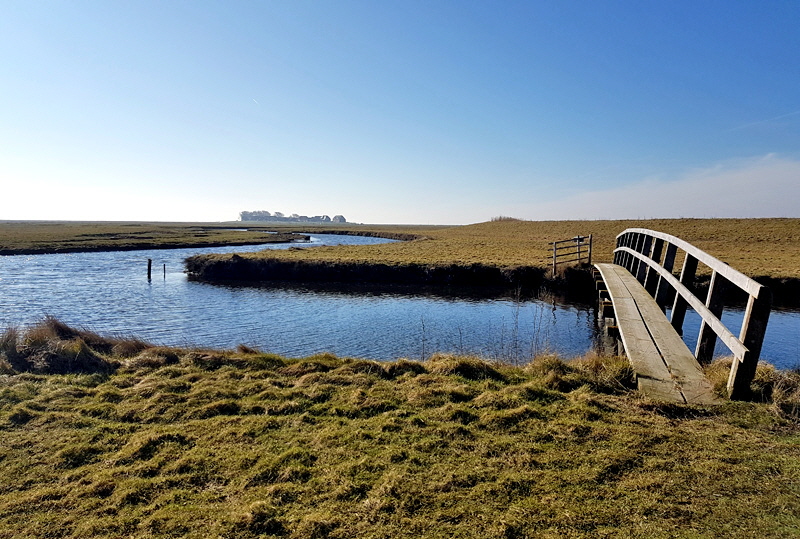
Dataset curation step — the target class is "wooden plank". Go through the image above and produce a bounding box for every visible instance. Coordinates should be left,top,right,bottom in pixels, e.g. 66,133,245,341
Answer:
595,263,717,404
595,264,683,402
638,378,683,402
622,275,716,405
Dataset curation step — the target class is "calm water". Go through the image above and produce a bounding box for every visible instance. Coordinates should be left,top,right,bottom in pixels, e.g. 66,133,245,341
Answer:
0,234,797,369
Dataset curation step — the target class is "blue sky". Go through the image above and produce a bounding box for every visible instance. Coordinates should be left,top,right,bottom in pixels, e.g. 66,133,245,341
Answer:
2,1,799,224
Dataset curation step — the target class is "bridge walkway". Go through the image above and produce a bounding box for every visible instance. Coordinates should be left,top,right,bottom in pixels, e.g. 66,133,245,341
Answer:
594,263,717,404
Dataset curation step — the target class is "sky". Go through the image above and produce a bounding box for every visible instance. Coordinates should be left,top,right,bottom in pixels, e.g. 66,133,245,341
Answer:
2,1,799,224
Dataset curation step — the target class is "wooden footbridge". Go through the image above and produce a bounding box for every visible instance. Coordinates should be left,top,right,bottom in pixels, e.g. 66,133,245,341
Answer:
594,228,771,403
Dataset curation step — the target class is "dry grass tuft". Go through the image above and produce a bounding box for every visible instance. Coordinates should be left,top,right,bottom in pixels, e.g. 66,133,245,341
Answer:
0,322,799,537
426,353,506,381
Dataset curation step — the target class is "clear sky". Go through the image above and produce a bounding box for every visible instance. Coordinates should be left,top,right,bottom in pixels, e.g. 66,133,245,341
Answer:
2,1,799,224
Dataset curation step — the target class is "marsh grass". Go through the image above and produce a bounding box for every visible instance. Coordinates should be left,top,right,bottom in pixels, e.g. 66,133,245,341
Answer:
244,218,800,280
6,218,800,280
1,321,799,538
0,221,307,254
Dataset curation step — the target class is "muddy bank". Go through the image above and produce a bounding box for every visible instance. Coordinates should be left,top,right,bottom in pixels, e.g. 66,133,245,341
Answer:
186,254,800,307
184,255,597,301
293,229,424,242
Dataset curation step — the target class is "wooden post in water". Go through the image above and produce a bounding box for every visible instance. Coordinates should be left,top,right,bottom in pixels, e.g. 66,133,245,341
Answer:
163,263,166,280
147,259,152,280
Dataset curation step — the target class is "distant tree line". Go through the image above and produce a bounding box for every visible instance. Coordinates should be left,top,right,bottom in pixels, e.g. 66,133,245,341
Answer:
240,211,346,223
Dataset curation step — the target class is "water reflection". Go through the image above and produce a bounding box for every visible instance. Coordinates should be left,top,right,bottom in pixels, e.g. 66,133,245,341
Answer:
0,234,796,368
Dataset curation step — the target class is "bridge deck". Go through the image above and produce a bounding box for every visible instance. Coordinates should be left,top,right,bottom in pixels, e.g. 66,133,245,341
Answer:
594,263,717,404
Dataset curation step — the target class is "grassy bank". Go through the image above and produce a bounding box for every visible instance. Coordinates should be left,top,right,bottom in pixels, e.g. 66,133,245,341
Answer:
1,320,800,538
0,221,309,255
186,218,800,303
204,218,800,279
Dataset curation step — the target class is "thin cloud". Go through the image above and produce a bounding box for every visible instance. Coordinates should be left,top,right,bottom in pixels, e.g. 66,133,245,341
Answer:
728,110,800,132
523,155,800,220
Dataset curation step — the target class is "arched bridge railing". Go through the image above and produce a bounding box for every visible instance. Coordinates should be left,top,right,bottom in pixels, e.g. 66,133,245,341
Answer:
613,228,772,399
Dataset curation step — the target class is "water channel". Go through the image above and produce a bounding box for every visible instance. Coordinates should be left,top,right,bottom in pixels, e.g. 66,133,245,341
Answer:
0,234,797,369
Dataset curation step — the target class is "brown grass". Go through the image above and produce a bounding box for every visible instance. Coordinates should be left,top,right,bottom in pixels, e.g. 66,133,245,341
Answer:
185,218,800,281
1,321,799,538
4,218,799,279
0,221,307,254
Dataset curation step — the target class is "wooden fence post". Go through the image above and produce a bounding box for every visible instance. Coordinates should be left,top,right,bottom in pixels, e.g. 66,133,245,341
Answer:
587,234,593,266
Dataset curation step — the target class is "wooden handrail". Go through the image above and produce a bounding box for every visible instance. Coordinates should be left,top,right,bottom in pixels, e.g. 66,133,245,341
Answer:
619,228,763,296
612,228,771,399
616,247,747,358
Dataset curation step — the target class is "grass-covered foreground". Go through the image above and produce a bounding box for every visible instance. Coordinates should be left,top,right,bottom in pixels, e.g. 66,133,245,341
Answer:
1,320,800,538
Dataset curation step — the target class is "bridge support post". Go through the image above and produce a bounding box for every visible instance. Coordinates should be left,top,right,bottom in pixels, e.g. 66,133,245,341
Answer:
655,243,677,308
695,271,729,363
670,254,698,336
644,238,664,295
728,288,772,399
635,236,653,283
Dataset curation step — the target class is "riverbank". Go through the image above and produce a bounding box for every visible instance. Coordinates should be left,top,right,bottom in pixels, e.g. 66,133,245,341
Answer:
0,221,310,255
1,319,799,538
4,218,800,303
186,218,800,306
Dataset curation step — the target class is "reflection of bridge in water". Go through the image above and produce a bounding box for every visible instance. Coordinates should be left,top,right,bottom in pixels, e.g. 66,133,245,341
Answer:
594,228,771,403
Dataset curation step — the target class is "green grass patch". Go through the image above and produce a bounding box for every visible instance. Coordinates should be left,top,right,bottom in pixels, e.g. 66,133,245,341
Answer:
1,321,799,537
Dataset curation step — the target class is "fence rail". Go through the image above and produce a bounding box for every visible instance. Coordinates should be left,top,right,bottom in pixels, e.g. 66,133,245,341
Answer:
550,235,592,277
613,228,771,399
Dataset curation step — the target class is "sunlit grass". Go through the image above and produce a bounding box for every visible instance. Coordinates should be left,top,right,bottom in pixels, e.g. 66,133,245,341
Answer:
189,218,800,280
4,218,799,279
0,221,307,253
1,320,799,538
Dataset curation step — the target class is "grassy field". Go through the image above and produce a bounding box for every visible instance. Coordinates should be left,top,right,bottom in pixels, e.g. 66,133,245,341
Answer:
193,218,800,280
1,319,799,538
3,221,799,537
4,218,799,279
0,221,308,254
